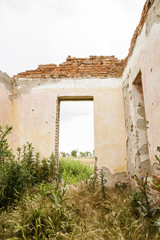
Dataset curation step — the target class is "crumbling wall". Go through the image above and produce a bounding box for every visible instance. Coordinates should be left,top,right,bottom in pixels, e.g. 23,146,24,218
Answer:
2,0,159,187
122,0,160,178
11,76,127,177
13,55,124,79
0,70,12,127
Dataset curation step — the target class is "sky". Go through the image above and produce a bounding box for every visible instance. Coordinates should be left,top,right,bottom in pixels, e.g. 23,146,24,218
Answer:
0,0,146,153
59,101,94,154
0,0,146,76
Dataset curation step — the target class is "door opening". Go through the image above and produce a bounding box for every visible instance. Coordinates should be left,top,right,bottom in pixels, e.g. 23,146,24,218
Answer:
58,98,94,166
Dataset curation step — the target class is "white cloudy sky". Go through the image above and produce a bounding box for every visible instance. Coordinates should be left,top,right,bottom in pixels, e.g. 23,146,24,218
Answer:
0,0,146,153
59,101,94,154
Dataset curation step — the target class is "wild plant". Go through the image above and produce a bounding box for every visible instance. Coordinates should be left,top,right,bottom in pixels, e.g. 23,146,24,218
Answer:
49,152,57,178
83,171,97,193
115,182,128,192
3,182,72,239
0,124,59,209
152,146,160,232
1,180,160,239
132,173,152,218
99,168,107,199
153,146,160,191
155,146,160,165
0,125,14,163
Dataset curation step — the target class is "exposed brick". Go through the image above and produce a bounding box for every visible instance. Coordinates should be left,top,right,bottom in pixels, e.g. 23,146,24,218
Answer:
13,55,125,79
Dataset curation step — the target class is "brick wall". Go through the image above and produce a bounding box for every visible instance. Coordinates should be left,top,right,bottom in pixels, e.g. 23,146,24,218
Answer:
13,55,125,79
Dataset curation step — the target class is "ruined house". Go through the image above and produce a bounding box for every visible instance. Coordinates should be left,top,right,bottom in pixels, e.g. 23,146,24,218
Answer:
0,0,160,186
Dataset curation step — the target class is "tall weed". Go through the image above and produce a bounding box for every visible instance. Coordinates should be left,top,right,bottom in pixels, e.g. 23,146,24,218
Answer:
1,183,159,239
0,125,57,209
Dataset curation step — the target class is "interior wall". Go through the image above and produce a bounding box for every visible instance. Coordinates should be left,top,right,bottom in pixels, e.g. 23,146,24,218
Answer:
11,78,127,177
0,71,12,128
122,0,160,177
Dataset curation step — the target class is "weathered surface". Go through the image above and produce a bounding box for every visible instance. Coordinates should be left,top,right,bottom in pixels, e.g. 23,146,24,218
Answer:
0,0,160,186
124,0,155,66
0,71,12,127
122,0,160,178
13,56,125,79
10,78,127,176
100,167,129,187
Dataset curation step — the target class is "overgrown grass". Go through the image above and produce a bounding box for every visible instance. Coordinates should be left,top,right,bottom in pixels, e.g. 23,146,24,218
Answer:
0,125,160,239
0,125,93,209
60,157,94,184
0,183,159,239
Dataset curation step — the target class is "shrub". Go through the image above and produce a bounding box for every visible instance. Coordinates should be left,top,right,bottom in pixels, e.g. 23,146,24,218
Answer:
132,173,152,218
0,125,58,209
0,124,94,208
0,125,14,163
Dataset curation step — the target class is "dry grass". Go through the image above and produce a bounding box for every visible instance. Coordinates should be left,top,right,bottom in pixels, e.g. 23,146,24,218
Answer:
65,184,159,240
60,157,94,167
0,182,159,240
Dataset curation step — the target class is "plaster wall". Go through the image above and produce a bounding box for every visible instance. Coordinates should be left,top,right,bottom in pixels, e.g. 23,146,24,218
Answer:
122,0,160,177
11,78,127,175
0,71,12,127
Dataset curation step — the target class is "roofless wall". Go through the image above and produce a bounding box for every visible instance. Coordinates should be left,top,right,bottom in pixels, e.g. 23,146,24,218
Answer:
10,56,127,186
0,0,160,187
122,0,160,188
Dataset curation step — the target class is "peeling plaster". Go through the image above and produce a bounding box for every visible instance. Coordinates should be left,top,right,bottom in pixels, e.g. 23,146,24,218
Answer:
146,0,160,36
0,0,160,186
99,167,129,187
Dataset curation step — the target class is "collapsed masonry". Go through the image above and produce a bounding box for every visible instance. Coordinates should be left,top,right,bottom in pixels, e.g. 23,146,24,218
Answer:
14,55,125,79
0,0,160,189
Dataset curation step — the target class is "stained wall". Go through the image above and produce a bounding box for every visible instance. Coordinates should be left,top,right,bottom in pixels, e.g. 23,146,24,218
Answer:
122,0,160,177
1,0,160,186
0,71,12,127
10,77,127,177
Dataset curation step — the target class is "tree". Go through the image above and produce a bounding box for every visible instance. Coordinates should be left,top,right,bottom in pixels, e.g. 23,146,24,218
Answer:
84,151,91,158
79,152,85,158
60,152,66,157
71,149,78,158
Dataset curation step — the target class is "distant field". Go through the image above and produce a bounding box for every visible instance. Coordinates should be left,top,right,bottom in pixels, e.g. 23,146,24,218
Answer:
60,157,95,166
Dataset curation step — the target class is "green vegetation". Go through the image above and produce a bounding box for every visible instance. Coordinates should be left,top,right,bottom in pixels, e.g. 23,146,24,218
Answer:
0,125,160,239
71,149,78,158
0,126,93,209
60,150,94,158
0,140,57,209
60,158,94,184
153,146,160,191
79,151,92,158
0,182,160,239
132,173,154,218
155,146,160,165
